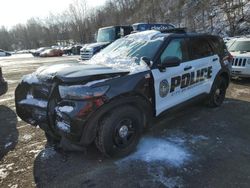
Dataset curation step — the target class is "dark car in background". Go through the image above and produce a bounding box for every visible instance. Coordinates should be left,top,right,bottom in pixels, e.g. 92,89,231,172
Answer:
63,45,83,55
80,25,133,60
40,49,64,57
80,23,176,60
0,67,8,96
0,49,11,57
31,47,50,57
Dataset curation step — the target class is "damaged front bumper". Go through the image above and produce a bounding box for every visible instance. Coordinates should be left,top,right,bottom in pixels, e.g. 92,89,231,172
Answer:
15,81,104,145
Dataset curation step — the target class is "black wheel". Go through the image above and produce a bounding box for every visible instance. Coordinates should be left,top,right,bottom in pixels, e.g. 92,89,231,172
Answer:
207,77,227,107
95,105,143,158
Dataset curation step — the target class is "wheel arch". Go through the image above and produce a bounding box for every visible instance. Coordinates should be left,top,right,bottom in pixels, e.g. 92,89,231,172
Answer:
80,92,154,145
218,70,230,87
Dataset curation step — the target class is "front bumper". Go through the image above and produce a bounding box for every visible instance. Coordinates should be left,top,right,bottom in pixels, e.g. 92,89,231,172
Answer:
231,66,250,77
0,80,8,96
15,82,104,143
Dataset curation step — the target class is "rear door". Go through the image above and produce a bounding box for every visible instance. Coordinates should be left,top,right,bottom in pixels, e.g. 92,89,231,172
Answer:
188,37,221,94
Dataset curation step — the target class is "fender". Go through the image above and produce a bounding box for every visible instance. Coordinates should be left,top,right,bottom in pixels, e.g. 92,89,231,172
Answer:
80,95,153,145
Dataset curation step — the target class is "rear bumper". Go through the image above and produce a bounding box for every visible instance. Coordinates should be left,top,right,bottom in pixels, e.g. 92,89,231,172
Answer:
0,81,8,96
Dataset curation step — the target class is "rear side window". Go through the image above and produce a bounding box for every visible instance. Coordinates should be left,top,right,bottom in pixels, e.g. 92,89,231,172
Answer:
189,37,214,59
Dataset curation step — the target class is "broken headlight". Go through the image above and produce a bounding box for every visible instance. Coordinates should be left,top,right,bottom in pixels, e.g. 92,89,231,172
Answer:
59,85,109,100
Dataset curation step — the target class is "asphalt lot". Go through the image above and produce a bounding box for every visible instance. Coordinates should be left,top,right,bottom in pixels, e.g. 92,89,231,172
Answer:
0,54,250,188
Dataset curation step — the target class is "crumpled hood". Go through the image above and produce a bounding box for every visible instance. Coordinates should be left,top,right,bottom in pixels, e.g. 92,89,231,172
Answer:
30,63,129,84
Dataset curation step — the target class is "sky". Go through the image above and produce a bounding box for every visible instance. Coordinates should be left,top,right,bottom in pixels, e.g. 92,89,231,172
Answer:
0,0,106,28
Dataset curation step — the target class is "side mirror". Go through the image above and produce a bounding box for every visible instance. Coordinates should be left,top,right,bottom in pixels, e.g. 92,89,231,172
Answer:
141,56,152,67
159,56,181,69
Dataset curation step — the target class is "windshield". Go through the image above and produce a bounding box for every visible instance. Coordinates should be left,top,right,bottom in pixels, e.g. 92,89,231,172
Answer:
98,37,163,62
97,28,116,43
229,41,250,52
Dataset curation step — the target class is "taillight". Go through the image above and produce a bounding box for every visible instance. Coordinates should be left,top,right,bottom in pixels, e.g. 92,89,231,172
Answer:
223,52,233,62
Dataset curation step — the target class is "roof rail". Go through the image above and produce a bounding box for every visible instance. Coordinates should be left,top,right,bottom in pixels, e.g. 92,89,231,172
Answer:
161,28,187,34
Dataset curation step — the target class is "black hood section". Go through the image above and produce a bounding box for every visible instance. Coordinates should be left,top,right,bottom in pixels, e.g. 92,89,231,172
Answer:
36,63,129,84
85,42,110,49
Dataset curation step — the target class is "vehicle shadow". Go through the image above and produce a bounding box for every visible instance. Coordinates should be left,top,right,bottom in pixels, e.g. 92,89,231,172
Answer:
33,98,250,188
231,77,250,86
0,105,18,160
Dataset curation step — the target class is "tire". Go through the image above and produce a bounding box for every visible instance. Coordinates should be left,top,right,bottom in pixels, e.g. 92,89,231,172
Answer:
95,105,143,158
207,76,227,107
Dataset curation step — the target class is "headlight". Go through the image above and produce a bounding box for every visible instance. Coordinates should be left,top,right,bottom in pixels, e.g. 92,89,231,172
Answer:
59,85,109,100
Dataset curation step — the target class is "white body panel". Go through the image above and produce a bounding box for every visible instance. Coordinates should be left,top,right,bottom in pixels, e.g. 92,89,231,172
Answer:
152,55,221,116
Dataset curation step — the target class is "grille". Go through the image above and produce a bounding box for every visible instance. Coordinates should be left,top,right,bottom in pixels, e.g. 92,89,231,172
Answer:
80,50,94,60
232,58,247,67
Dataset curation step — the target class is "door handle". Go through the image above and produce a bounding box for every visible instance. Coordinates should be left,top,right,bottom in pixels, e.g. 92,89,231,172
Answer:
184,66,192,71
213,58,218,62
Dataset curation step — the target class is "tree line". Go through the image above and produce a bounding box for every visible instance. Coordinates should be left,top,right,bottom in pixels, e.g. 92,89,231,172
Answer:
0,0,249,51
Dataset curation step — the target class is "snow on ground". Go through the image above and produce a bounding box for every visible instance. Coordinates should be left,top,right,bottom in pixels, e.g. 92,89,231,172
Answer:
231,88,250,98
0,163,14,180
147,166,184,188
117,137,190,166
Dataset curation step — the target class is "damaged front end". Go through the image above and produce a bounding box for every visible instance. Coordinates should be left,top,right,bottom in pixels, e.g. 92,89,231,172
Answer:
15,67,126,148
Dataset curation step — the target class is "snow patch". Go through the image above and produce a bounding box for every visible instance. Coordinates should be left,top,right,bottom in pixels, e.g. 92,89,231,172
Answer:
58,106,74,113
83,78,111,87
19,96,47,108
117,137,190,166
128,30,162,41
0,168,8,179
22,73,39,84
56,121,70,133
231,88,250,98
0,163,14,180
22,134,32,141
4,142,13,148
148,166,183,188
40,147,57,160
88,55,150,74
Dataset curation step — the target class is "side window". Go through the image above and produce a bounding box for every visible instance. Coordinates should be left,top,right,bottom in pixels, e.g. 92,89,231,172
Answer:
160,38,188,64
190,37,214,59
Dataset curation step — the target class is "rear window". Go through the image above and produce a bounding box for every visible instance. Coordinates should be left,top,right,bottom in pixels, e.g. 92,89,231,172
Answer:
189,37,214,59
208,36,228,59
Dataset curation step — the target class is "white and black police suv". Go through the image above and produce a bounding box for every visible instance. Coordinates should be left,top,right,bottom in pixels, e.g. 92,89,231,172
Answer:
15,29,231,157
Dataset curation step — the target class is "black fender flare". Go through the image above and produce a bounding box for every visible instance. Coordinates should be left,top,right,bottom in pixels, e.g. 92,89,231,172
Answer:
80,95,153,145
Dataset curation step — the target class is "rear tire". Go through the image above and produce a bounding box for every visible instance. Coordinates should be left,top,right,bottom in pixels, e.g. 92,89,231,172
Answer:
207,76,227,107
95,105,143,158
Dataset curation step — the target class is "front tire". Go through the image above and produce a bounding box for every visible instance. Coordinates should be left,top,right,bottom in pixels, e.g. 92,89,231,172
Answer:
207,76,227,107
95,105,143,158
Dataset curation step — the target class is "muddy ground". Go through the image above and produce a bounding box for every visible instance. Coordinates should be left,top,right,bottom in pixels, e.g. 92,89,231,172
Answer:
0,54,250,188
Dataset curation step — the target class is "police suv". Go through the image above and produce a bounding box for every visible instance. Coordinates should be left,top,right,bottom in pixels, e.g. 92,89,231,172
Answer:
15,30,231,157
